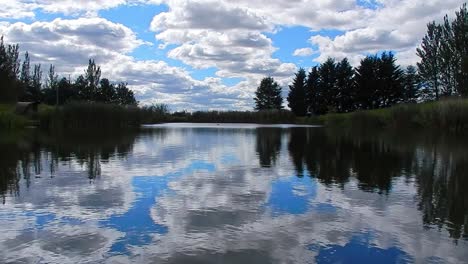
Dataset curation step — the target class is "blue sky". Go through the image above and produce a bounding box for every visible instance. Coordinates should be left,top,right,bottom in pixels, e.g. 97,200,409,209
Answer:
0,0,464,110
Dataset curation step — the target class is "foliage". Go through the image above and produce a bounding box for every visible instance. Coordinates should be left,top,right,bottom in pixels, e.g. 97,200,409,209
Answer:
317,98,468,132
0,104,27,130
287,68,308,116
254,77,283,110
0,36,20,103
139,103,170,123
417,4,468,98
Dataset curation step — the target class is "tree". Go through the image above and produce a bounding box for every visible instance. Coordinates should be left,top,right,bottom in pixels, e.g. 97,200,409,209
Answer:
98,78,116,103
287,68,307,116
317,58,338,114
377,52,404,108
19,51,31,101
417,22,442,100
402,65,420,103
0,36,20,103
335,58,355,112
452,4,468,96
254,77,283,110
79,59,101,101
114,82,137,106
354,55,380,109
354,52,404,110
30,64,42,102
306,66,320,115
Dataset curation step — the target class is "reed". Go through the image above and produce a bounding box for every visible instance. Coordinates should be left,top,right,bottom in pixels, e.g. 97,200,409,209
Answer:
318,98,468,132
168,109,296,124
0,104,27,130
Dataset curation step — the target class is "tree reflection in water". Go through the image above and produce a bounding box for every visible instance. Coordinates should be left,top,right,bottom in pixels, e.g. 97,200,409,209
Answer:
283,128,468,240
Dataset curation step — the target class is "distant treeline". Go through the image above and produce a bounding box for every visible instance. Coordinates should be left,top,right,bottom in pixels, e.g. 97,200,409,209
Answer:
254,4,468,116
0,39,136,106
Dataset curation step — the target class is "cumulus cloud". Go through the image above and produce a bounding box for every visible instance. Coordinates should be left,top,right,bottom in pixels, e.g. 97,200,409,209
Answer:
307,0,463,65
293,48,314,57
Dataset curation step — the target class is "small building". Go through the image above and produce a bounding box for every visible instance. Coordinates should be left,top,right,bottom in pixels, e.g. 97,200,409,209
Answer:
15,102,40,116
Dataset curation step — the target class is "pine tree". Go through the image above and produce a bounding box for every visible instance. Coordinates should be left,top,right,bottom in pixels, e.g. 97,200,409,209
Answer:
254,77,283,110
306,66,320,115
354,55,380,109
335,58,355,112
402,65,420,103
317,58,338,114
287,68,307,116
378,52,404,108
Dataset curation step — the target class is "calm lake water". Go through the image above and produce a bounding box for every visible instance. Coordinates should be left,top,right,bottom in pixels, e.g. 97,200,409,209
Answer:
0,123,467,263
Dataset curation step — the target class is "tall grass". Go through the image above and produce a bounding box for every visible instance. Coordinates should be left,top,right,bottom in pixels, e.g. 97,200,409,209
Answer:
318,98,468,132
0,104,27,130
39,102,143,130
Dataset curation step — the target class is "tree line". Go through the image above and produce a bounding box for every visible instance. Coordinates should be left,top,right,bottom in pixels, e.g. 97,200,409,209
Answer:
0,37,137,106
254,4,467,116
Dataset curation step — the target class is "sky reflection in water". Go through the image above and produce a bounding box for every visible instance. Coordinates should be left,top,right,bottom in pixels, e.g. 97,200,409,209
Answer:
0,124,467,263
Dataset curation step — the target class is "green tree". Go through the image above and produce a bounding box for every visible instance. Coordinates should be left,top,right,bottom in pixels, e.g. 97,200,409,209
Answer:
114,82,137,106
79,59,101,101
402,65,420,103
417,22,442,100
306,66,320,115
318,58,338,114
377,52,404,108
98,78,116,103
335,58,355,112
254,76,283,110
452,4,468,96
354,55,380,109
19,51,31,101
0,36,20,103
287,68,307,116
30,64,42,102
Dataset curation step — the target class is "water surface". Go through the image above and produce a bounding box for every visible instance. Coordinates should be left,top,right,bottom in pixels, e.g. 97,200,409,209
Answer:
0,124,467,263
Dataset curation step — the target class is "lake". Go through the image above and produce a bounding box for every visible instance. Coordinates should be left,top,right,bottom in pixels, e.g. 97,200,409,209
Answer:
0,123,467,263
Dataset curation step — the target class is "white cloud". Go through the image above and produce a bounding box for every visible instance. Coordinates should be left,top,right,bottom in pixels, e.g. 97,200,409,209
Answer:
293,48,314,57
307,0,463,65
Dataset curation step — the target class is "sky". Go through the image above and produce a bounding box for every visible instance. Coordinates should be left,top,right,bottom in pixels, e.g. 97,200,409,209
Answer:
0,0,464,110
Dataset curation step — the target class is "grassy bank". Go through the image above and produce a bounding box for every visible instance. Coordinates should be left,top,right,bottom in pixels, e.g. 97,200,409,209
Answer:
168,110,296,124
0,104,27,130
314,98,468,132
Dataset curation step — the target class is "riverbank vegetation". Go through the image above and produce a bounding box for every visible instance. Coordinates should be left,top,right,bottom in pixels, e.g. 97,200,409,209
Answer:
0,104,27,130
313,98,468,132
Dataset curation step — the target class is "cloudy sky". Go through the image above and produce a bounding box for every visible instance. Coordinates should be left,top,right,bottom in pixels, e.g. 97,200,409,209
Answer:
0,0,464,110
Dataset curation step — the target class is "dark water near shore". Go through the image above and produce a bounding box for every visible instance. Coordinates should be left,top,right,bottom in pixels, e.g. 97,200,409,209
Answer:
0,123,467,263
